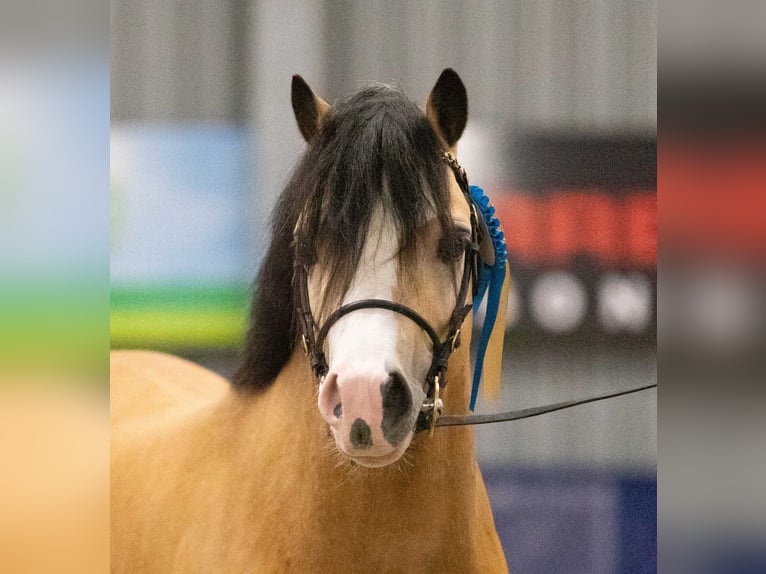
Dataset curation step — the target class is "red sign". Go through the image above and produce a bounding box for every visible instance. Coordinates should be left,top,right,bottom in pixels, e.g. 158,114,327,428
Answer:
659,143,766,262
491,189,656,268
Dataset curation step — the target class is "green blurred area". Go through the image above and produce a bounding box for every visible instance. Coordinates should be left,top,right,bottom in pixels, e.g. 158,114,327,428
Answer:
109,284,249,351
1,281,250,385
0,275,108,385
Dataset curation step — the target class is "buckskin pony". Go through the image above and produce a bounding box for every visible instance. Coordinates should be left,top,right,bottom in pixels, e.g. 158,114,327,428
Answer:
111,69,509,573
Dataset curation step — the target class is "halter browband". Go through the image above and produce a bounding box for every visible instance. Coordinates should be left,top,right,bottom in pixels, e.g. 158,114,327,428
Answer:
294,151,480,412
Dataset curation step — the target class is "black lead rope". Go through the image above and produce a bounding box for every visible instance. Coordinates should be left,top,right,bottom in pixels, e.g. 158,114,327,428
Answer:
415,383,657,432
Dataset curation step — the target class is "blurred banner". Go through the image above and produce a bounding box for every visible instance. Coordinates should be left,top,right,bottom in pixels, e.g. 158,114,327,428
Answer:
110,125,253,350
492,133,656,342
485,468,655,574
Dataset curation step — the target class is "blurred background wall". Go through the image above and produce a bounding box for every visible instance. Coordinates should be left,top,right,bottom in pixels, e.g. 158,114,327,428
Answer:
110,2,656,572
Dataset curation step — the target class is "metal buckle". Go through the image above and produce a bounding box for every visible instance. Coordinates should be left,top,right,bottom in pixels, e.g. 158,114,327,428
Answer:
468,203,481,296
442,151,467,183
450,329,461,351
429,376,442,438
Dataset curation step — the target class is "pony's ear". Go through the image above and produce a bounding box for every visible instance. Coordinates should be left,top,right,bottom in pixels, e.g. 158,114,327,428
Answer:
291,75,330,142
426,68,468,149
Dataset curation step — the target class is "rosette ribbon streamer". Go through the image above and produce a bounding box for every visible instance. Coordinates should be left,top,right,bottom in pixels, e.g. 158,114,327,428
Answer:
469,185,510,411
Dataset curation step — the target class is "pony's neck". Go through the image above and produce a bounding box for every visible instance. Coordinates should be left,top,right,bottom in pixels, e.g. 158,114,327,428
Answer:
228,343,482,570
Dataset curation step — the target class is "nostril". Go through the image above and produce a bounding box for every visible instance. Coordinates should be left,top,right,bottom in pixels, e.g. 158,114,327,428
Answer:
318,372,342,424
349,418,372,449
381,371,412,415
380,370,412,437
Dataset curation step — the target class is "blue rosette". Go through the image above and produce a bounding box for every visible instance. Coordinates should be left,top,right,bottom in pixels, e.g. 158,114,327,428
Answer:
469,185,507,411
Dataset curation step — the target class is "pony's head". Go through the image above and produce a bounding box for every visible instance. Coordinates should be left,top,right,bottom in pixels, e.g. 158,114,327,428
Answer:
235,69,480,467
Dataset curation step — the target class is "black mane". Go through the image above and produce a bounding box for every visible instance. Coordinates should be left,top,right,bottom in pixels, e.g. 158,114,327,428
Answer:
232,84,451,390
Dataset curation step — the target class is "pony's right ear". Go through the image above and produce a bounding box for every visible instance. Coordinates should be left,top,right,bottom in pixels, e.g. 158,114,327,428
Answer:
291,75,330,142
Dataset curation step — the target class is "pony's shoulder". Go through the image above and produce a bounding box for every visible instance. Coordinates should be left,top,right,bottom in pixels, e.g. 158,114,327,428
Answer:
110,350,229,424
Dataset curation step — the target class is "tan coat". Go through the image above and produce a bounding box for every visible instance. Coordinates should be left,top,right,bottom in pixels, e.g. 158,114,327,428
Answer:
110,347,507,573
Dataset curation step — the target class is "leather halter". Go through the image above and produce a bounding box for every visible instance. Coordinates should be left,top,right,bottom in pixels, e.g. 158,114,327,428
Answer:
294,152,480,413
293,152,658,434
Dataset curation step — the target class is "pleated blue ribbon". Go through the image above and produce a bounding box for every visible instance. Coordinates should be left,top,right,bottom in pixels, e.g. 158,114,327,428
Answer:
469,185,507,411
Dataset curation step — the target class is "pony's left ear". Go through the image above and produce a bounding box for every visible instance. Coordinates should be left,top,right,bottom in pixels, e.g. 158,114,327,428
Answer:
291,75,330,142
426,68,468,149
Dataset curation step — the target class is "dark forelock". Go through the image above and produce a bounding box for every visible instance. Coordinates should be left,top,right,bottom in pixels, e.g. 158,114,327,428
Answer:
233,84,452,391
290,84,451,310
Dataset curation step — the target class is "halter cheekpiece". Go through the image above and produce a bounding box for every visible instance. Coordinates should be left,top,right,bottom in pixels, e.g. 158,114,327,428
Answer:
293,151,481,435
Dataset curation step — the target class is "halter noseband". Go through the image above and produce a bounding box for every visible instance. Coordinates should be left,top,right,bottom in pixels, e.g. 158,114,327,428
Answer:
293,151,480,433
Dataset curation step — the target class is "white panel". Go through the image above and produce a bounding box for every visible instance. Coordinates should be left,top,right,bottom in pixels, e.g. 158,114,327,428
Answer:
574,0,610,130
140,0,176,119
173,0,200,119
350,0,384,86
629,0,658,130
248,0,326,262
113,0,656,130
198,1,234,120
402,0,442,100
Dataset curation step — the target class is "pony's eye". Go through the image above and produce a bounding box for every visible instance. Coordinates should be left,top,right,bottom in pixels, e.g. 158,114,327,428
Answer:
438,229,471,262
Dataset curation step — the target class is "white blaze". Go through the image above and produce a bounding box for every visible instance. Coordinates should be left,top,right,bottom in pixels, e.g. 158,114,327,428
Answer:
322,205,404,378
